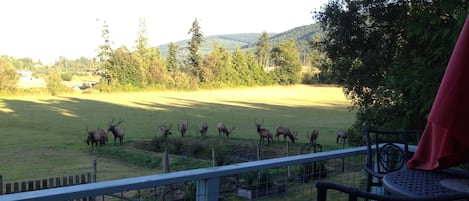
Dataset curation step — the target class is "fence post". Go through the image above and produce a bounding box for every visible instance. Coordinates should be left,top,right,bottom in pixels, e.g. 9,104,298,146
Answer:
196,177,220,201
92,160,97,183
211,148,216,167
0,175,2,195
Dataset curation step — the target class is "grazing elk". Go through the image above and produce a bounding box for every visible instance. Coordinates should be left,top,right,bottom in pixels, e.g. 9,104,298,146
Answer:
159,124,173,137
336,129,347,145
108,119,125,145
308,129,319,144
275,126,297,143
217,122,235,137
255,121,273,144
199,122,208,136
85,127,107,150
177,121,189,137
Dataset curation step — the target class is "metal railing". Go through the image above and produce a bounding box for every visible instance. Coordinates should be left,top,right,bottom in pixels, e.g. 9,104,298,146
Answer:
0,146,375,201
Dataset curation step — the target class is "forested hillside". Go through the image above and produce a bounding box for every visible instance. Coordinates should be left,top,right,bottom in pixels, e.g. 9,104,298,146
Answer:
158,23,321,56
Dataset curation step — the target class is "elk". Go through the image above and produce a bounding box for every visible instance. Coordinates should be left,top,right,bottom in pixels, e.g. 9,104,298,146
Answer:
177,121,189,137
307,129,319,144
217,122,235,137
336,129,347,144
85,127,107,150
108,118,125,145
274,126,297,143
159,124,173,137
255,120,273,144
199,122,208,136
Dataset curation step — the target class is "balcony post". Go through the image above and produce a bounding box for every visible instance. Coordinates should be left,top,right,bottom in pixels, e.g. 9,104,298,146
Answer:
195,177,220,201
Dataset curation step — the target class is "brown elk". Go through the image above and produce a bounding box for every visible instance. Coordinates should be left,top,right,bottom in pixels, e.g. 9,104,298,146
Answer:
255,121,273,144
177,121,189,137
307,129,319,144
217,122,235,137
199,122,208,136
275,126,297,143
336,129,347,144
108,119,125,144
85,127,107,150
159,124,173,137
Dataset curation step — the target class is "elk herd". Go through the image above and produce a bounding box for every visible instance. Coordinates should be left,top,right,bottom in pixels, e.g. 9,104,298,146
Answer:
84,118,347,149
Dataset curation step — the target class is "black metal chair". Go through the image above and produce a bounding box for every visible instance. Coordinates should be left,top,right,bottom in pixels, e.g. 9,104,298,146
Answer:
316,181,468,201
363,128,421,192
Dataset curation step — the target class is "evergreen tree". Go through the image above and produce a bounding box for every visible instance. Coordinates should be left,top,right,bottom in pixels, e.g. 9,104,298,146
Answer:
255,31,271,69
95,19,113,84
134,18,151,86
232,47,250,86
271,41,302,85
167,42,178,74
187,18,204,82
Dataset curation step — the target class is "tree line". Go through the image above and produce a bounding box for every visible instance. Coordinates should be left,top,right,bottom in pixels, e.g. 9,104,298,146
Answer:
1,18,319,93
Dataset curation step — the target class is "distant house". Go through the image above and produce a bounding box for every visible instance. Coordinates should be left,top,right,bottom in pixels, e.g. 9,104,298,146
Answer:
17,70,33,80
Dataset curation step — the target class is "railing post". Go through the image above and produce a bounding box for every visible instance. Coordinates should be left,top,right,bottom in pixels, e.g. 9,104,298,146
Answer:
195,177,220,201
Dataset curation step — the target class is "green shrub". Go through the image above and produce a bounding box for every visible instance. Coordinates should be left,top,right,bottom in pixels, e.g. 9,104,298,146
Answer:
45,72,72,95
61,73,73,81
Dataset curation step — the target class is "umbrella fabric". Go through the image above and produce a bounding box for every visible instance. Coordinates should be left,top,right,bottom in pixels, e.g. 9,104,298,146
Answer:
408,15,469,170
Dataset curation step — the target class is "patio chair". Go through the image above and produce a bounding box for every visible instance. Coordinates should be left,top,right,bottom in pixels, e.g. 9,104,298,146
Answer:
363,128,421,192
316,181,468,201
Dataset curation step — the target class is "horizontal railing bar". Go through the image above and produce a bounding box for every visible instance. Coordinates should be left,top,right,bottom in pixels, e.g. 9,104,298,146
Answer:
0,145,416,201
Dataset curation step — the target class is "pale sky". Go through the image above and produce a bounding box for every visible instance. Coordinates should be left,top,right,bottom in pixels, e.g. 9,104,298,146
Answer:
0,0,328,64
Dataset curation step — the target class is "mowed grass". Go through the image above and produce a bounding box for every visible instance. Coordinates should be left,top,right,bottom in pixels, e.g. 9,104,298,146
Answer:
0,85,355,183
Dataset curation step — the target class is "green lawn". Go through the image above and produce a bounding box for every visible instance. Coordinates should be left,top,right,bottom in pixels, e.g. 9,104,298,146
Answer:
0,85,355,183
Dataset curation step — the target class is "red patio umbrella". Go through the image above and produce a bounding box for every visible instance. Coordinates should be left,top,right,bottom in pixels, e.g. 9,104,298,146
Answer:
407,15,469,170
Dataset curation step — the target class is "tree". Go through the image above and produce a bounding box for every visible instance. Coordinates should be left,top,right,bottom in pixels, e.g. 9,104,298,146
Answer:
95,19,114,84
255,31,271,69
0,57,19,91
134,18,152,86
167,42,179,74
45,72,71,95
270,40,302,85
187,18,204,82
315,0,469,145
232,47,250,86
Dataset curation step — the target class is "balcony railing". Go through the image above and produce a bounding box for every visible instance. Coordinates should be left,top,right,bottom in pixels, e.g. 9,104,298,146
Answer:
0,146,388,201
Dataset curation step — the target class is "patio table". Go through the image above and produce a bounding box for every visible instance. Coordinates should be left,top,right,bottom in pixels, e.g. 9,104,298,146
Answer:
382,169,469,199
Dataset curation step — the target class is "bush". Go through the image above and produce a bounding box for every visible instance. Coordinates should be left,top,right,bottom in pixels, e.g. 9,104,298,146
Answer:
45,72,72,95
61,73,73,81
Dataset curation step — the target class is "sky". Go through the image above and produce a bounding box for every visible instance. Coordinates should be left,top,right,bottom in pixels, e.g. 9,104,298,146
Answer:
0,0,329,64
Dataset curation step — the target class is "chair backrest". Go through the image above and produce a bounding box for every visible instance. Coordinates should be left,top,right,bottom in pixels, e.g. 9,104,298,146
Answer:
363,128,421,175
316,181,468,201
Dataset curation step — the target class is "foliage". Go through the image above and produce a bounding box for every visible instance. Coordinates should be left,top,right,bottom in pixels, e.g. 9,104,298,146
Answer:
255,32,271,69
315,0,469,145
0,57,19,91
45,72,72,95
166,42,179,73
95,146,161,168
271,41,302,85
187,18,204,82
61,73,73,81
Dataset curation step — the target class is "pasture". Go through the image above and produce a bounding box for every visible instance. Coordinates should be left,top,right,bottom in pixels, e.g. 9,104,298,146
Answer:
0,85,355,183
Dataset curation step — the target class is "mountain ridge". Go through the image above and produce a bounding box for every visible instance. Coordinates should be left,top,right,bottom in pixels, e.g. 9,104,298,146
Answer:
158,23,321,56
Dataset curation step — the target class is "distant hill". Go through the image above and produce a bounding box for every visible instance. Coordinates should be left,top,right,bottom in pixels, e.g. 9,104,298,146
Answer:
157,23,321,57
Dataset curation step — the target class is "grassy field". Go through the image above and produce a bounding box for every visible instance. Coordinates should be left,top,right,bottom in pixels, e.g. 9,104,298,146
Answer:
0,85,355,183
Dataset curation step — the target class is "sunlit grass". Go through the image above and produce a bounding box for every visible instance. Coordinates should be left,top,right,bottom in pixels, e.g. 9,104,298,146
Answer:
0,85,355,183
